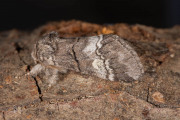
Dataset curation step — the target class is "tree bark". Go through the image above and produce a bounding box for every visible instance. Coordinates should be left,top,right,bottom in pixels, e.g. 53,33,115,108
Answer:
0,20,180,120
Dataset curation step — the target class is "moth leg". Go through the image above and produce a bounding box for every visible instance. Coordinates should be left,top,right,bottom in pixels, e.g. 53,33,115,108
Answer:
28,64,45,77
46,68,59,87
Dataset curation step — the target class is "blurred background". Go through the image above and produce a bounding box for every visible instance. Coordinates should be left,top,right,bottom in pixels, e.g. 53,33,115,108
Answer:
0,0,179,31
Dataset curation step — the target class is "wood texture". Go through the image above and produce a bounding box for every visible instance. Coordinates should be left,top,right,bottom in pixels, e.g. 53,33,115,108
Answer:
0,20,180,120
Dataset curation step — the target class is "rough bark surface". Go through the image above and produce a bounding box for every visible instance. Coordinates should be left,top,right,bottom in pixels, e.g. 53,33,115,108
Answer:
0,20,180,120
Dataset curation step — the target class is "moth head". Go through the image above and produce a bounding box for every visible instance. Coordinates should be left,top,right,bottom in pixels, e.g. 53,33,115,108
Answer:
32,31,59,65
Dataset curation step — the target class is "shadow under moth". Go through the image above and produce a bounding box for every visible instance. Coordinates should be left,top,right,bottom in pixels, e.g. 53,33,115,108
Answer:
30,31,144,86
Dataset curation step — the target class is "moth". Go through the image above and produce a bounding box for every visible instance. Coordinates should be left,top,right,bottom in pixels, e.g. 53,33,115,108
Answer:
29,31,144,86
